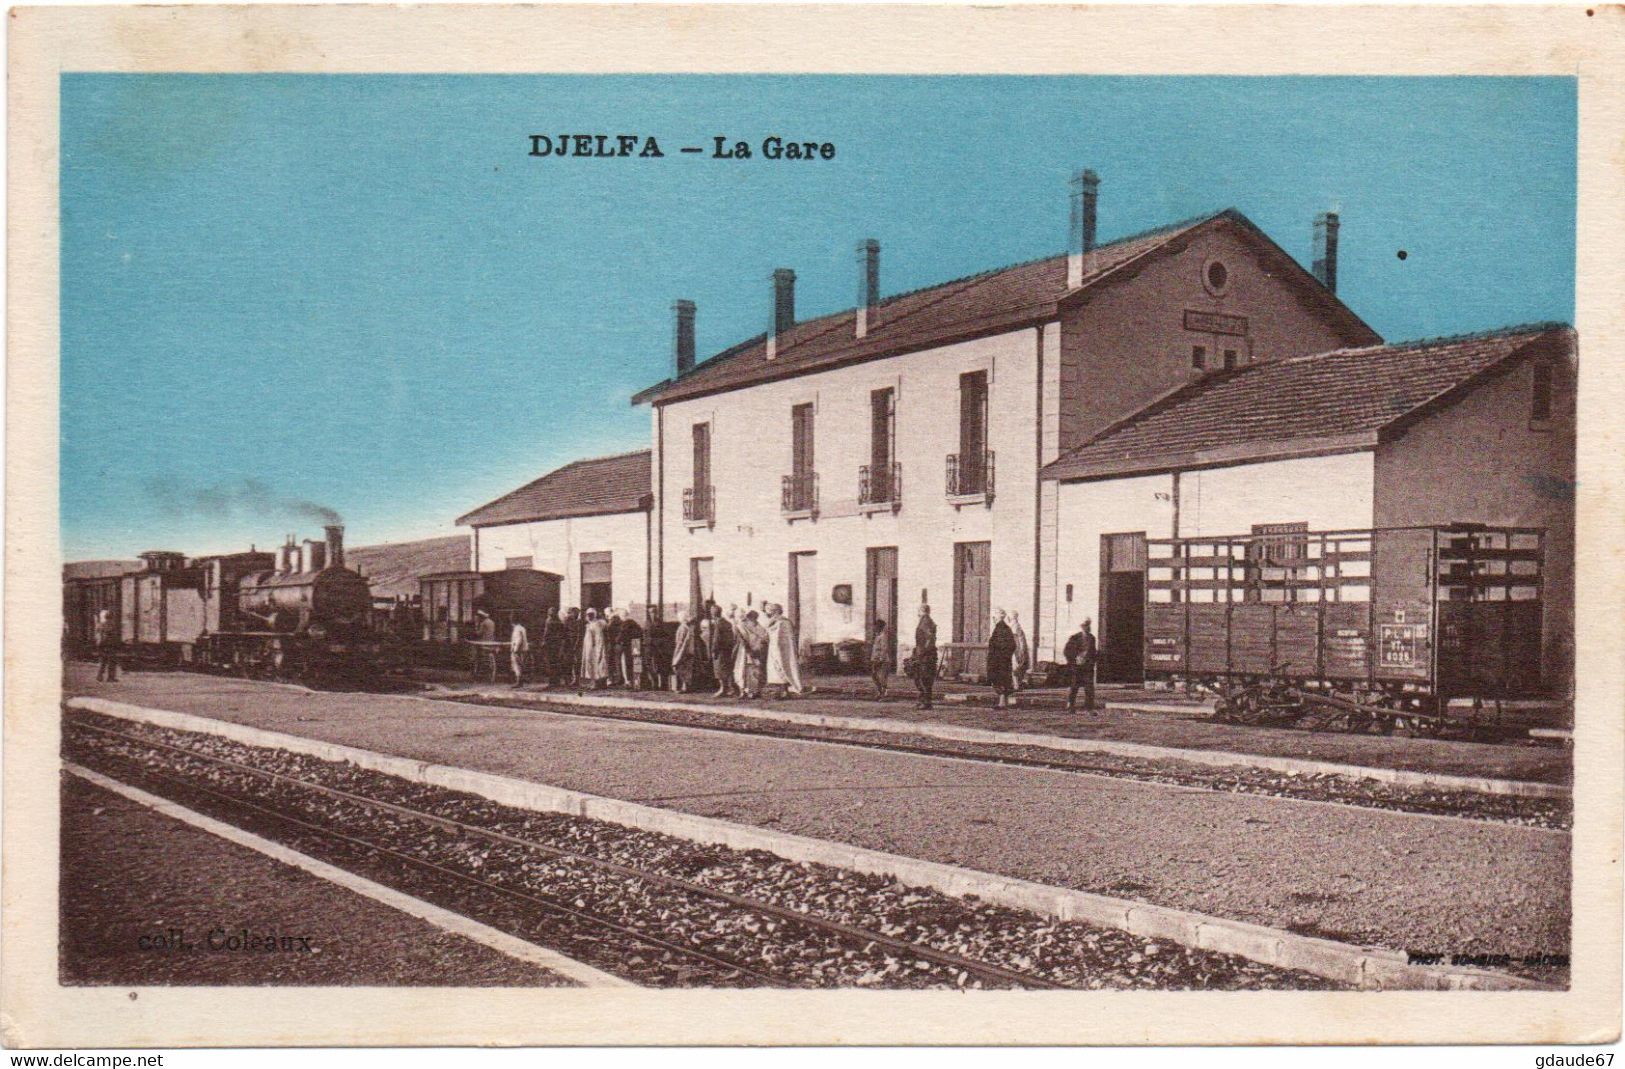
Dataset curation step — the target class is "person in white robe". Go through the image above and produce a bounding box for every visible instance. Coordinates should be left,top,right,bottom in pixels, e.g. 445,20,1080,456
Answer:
765,603,805,697
578,608,610,689
1011,611,1032,690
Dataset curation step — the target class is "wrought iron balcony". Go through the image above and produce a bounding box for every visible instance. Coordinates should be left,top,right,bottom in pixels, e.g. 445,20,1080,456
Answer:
945,450,995,502
858,462,902,512
682,484,714,526
781,471,819,517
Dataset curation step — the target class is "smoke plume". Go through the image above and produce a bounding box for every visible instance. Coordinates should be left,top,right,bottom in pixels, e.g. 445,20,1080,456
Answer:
145,476,342,526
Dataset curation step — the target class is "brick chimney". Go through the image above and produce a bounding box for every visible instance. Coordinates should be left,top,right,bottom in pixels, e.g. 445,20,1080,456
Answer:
855,239,880,339
1068,169,1099,289
1312,211,1340,293
673,299,696,375
766,268,795,360
325,524,345,569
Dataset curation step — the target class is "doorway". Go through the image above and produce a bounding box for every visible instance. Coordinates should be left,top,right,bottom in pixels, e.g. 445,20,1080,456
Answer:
1099,532,1147,682
866,546,900,670
579,551,613,612
689,557,713,614
953,541,991,678
787,551,817,653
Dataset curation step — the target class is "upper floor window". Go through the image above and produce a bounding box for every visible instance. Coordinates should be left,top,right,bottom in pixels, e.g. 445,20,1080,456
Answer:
862,387,898,506
1191,345,1207,371
692,422,711,491
1223,348,1238,370
948,370,992,500
1531,361,1553,423
783,402,817,515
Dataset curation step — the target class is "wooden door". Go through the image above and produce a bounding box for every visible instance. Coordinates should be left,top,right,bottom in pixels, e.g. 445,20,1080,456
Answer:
953,540,991,644
689,557,713,613
1099,532,1147,682
866,546,900,668
789,551,817,651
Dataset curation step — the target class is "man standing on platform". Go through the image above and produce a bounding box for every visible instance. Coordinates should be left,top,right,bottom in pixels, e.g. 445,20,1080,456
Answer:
911,604,938,710
1064,617,1099,714
509,616,530,688
706,603,737,698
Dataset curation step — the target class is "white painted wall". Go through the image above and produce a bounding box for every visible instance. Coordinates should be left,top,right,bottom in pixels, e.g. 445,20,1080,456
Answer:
652,324,1052,662
473,511,650,613
1049,451,1376,643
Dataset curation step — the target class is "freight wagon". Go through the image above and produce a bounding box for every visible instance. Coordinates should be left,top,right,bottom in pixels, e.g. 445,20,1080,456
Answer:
1142,523,1561,735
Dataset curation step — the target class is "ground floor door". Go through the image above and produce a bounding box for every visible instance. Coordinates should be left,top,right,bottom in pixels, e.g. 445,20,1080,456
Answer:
689,557,712,614
1099,532,1147,682
866,546,900,668
788,551,817,653
953,541,991,678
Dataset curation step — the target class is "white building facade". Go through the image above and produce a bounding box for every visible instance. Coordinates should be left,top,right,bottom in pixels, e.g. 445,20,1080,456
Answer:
634,177,1380,669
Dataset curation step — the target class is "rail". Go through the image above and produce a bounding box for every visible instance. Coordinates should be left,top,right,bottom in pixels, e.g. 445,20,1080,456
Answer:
945,451,995,500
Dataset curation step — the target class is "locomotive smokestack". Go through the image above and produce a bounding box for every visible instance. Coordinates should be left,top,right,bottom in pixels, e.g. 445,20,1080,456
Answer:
325,524,345,569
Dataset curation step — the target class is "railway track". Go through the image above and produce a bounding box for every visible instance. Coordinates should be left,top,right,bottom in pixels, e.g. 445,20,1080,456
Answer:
66,716,1084,990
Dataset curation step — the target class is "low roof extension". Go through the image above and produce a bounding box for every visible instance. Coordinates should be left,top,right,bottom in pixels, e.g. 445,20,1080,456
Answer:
457,449,653,528
632,210,1378,407
1040,324,1575,483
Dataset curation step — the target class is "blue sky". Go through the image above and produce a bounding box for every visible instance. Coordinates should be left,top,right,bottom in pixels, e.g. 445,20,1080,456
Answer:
60,74,1576,560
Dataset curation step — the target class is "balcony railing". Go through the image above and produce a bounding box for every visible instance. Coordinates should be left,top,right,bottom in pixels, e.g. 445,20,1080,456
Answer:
781,471,819,516
945,450,995,501
859,462,902,512
683,484,714,526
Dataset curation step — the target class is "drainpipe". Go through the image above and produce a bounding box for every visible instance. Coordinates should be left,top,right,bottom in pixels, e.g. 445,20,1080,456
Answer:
1032,324,1045,658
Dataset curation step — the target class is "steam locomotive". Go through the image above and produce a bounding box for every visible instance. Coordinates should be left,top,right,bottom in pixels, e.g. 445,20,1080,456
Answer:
64,525,396,683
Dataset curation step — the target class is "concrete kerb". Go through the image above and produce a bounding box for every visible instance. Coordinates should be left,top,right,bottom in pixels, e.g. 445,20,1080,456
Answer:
446,687,1570,801
67,695,1554,993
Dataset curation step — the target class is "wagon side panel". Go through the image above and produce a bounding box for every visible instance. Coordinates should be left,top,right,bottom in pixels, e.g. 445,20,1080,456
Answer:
1371,527,1434,685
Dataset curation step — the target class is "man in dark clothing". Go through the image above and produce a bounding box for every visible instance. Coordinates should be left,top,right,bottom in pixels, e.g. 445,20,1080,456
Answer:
706,603,737,697
94,608,120,682
1064,617,1100,713
538,608,563,687
911,605,938,710
869,619,891,700
563,608,584,686
619,611,644,689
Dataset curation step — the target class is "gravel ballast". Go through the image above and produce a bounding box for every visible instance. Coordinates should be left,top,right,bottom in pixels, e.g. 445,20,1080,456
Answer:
67,710,1337,990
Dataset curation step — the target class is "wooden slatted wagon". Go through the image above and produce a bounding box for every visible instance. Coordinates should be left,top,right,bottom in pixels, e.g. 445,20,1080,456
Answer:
1142,523,1561,737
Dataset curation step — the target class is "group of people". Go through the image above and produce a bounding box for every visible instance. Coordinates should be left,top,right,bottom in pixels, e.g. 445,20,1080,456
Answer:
474,599,1097,713
889,606,1099,713
670,602,808,699
476,605,647,690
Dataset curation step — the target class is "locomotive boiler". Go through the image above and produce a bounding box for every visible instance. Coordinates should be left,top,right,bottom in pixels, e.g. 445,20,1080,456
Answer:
201,525,392,682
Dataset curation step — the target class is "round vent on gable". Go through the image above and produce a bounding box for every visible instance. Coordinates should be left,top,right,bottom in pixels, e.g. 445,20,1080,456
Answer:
1202,258,1231,296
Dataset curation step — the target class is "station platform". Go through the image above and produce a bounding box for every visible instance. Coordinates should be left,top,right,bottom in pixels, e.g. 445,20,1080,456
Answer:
425,672,1571,788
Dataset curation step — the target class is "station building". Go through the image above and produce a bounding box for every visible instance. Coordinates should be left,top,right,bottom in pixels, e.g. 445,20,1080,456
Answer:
630,174,1379,669
456,449,654,616
1039,324,1577,693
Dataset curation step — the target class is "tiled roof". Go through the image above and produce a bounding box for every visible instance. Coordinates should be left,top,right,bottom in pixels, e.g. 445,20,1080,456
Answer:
347,534,471,598
457,449,652,528
1042,324,1574,481
634,210,1377,406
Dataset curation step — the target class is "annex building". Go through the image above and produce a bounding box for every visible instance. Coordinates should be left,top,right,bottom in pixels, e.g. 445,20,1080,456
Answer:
1040,325,1577,692
457,449,653,615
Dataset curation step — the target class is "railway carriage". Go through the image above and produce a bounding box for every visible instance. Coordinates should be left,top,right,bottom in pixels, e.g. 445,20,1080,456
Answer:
419,567,562,664
1142,523,1559,736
